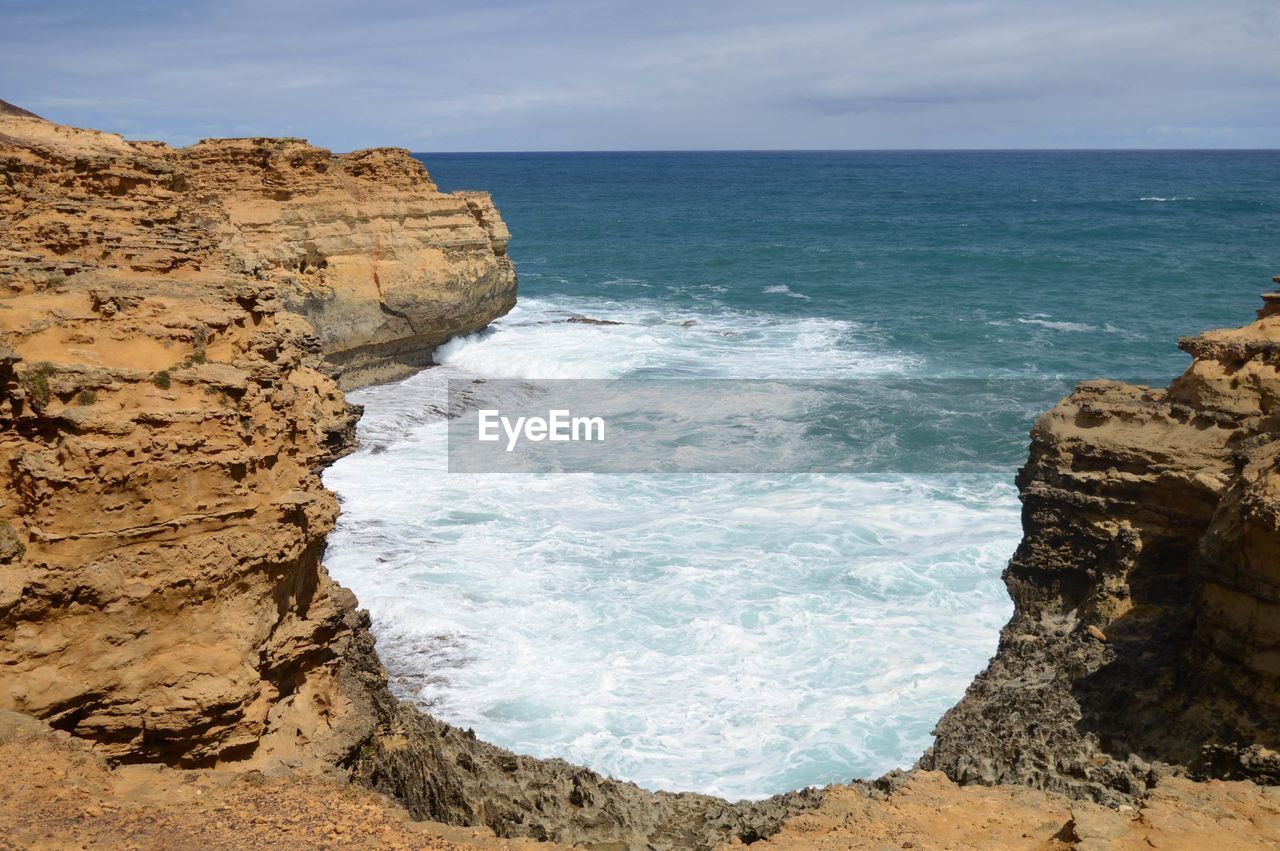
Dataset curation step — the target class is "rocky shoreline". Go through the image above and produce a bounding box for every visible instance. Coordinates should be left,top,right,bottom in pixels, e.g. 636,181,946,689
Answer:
2,102,1278,848
923,303,1280,800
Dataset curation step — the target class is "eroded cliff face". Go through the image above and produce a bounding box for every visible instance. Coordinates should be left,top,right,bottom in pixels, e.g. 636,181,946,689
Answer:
182,138,515,389
0,107,817,849
923,284,1280,802
0,106,514,764
0,105,515,392
0,109,383,767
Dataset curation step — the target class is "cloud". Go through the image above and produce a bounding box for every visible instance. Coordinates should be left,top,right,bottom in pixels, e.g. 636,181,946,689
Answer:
1,0,1277,149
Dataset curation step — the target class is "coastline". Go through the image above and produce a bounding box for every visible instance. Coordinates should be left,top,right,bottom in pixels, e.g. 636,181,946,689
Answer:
2,103,1279,848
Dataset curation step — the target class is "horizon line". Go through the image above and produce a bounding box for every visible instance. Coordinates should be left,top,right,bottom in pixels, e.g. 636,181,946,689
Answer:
409,147,1280,155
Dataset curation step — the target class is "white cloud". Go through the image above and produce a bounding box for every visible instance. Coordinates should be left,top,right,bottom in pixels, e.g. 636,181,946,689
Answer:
2,0,1277,149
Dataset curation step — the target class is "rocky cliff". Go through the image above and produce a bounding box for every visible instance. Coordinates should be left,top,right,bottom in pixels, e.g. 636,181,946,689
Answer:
183,138,516,389
0,106,514,765
0,101,515,392
0,106,818,849
1,108,372,768
922,284,1280,802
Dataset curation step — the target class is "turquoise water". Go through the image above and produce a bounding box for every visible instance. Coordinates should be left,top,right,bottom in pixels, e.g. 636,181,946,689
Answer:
324,152,1280,799
428,151,1280,378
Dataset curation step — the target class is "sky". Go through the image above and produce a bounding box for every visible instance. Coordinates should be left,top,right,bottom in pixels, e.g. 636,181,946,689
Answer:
2,0,1278,151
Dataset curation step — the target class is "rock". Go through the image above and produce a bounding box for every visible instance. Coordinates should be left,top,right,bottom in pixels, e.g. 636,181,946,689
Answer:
0,109,460,767
0,521,24,563
923,282,1280,802
181,141,517,390
0,108,820,849
566,314,622,326
0,116,515,392
1070,802,1132,846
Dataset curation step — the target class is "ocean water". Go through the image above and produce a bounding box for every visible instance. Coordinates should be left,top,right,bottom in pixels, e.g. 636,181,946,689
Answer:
323,152,1280,799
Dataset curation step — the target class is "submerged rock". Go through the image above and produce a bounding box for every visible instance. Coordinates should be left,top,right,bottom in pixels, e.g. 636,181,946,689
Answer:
566,314,623,326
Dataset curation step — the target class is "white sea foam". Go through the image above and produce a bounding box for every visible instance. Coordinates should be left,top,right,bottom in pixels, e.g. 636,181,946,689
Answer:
1139,196,1194,202
433,297,915,381
762,283,812,300
324,293,1018,799
1016,317,1097,333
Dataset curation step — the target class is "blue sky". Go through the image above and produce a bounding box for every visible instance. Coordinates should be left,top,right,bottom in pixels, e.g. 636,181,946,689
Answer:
3,0,1278,151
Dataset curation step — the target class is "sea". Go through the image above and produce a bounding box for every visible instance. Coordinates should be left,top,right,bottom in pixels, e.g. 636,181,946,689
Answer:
322,151,1280,800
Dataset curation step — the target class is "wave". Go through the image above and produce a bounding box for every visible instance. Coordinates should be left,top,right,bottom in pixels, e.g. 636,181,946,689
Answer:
325,453,1018,798
324,291,1016,799
433,296,915,381
1139,196,1194,202
1016,317,1097,332
762,284,811,300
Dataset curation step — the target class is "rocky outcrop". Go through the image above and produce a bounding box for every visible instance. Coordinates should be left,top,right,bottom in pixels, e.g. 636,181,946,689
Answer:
0,110,377,768
181,138,516,389
922,282,1280,802
0,106,817,849
0,107,513,765
753,769,1280,850
0,107,515,392
0,708,563,850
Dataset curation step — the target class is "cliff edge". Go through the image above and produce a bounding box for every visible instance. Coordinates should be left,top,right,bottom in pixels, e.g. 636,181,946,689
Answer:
0,106,516,766
0,105,515,391
923,282,1280,802
0,106,816,849
1,107,376,768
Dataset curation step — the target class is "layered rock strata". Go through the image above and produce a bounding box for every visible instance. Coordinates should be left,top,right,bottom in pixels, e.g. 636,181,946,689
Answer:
187,138,516,389
0,106,386,767
923,283,1280,802
0,100,515,392
0,105,815,848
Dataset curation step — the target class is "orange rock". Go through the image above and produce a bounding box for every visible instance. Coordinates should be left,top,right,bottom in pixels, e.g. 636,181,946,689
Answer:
0,106,513,767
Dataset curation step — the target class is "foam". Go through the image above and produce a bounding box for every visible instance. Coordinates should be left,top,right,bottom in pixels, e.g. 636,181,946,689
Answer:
1016,317,1098,333
762,284,812,300
433,297,918,380
324,294,1017,799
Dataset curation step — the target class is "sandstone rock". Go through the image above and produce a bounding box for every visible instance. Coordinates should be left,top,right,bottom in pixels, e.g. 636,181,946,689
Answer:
1070,801,1133,848
752,769,1280,850
0,106,510,768
0,109,515,391
0,107,820,849
923,283,1280,802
